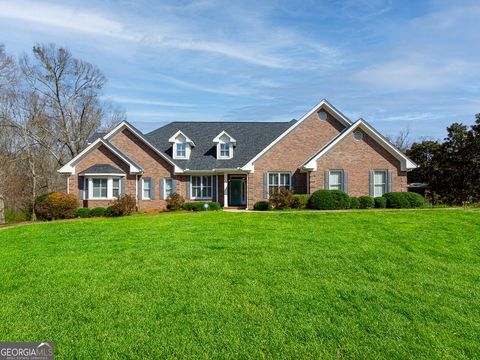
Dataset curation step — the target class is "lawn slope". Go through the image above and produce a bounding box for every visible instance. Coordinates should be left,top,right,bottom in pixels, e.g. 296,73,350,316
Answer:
0,210,479,359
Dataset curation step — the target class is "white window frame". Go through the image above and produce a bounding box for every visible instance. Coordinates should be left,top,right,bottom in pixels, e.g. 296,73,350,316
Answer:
267,172,291,195
219,142,231,159
214,131,235,160
112,178,120,198
190,175,213,200
373,170,387,197
328,170,343,190
142,178,152,200
88,177,123,200
169,131,194,160
176,143,187,158
164,178,174,198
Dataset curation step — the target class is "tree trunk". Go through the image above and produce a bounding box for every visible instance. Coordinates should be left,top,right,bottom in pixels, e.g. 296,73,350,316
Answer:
0,195,4,224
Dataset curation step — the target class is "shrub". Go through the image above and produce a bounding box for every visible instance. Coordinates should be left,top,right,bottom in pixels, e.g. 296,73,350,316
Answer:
382,192,411,209
269,188,294,209
34,192,79,221
349,197,360,209
358,196,375,209
75,208,91,218
374,197,387,208
106,194,136,217
166,192,185,211
307,190,350,210
4,209,28,223
291,194,310,209
183,202,222,211
254,201,272,211
90,207,107,217
404,192,425,208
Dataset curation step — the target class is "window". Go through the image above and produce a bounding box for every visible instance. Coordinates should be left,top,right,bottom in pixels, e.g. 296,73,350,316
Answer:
112,179,120,198
328,171,343,190
373,170,386,197
354,131,364,141
220,143,230,158
92,178,108,198
191,176,212,199
176,143,186,158
165,178,173,198
268,173,291,195
143,178,152,199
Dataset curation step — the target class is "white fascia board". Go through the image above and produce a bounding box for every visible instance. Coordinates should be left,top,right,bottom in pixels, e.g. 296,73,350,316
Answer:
104,121,184,171
302,119,418,171
213,130,237,144
168,130,195,146
79,173,126,177
241,99,351,171
57,138,142,175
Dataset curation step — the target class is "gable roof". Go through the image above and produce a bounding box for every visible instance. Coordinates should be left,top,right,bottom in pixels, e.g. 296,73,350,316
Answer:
301,118,418,171
145,121,294,171
241,99,351,170
58,138,143,174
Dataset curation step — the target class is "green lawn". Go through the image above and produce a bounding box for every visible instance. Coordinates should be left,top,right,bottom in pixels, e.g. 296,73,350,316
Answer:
0,210,479,359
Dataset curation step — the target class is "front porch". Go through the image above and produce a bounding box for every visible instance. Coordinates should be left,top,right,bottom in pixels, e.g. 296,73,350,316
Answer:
217,173,248,209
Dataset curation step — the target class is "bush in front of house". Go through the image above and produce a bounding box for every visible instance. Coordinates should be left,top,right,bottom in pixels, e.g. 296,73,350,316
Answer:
269,188,294,209
254,201,272,211
291,194,310,209
374,197,387,208
358,196,375,209
75,208,91,218
382,192,411,208
90,207,107,217
183,202,222,211
106,194,136,217
166,192,185,211
35,192,79,221
404,192,425,208
307,190,350,210
349,197,360,209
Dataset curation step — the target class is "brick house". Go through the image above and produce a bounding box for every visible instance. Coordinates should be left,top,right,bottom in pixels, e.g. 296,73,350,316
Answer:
58,99,417,210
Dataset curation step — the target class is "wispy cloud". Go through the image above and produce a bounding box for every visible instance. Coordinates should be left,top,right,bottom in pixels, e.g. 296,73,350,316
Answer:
104,95,196,107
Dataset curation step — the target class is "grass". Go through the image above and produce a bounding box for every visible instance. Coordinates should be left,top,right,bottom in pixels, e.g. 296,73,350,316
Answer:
0,210,479,359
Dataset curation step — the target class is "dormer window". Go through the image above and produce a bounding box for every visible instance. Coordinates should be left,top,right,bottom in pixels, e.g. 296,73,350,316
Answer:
213,131,236,160
169,130,195,160
176,143,186,158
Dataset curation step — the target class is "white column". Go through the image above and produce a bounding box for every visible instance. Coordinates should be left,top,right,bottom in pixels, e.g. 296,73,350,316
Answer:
223,173,228,207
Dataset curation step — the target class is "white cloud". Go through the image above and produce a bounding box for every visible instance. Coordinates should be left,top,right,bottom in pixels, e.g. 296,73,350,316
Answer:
104,95,196,107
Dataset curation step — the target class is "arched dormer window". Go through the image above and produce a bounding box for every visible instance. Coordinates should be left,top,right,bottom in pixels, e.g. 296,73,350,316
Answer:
213,131,236,160
168,131,195,160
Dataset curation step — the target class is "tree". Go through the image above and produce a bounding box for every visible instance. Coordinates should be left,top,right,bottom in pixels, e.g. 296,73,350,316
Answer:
386,127,412,152
20,43,124,162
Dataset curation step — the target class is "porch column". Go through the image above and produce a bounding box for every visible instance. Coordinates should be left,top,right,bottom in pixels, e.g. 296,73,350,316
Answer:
223,173,228,207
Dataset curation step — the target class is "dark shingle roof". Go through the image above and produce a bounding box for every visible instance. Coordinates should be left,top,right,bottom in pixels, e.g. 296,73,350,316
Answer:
145,121,295,170
79,164,125,174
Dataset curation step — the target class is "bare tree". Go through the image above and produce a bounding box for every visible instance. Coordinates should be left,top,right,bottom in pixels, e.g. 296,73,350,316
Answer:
386,126,412,153
20,43,123,161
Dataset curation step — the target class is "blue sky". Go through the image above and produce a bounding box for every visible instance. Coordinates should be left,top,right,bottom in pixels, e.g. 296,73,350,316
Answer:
0,0,479,140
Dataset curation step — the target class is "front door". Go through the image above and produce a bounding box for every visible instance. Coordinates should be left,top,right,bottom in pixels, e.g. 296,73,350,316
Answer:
229,179,242,206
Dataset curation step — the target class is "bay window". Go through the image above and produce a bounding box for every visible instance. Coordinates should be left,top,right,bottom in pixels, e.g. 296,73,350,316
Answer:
191,176,212,199
89,177,122,200
92,178,108,198
112,179,120,198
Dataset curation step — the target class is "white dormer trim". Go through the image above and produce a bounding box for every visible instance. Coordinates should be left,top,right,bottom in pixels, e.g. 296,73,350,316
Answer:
169,130,194,160
213,131,236,160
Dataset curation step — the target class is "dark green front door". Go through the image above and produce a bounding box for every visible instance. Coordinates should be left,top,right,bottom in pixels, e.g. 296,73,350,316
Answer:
229,179,242,206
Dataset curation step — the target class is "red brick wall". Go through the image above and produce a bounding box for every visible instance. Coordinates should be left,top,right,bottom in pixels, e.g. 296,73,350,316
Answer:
310,129,408,195
248,109,345,207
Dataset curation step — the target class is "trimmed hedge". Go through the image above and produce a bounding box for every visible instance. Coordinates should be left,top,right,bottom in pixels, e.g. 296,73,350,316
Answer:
254,201,272,211
404,192,425,208
34,192,79,220
374,197,387,208
90,207,107,217
358,196,375,209
76,208,91,218
183,202,222,211
382,192,424,208
291,194,310,209
307,190,350,210
349,197,360,209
